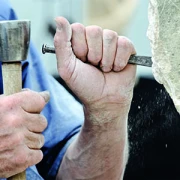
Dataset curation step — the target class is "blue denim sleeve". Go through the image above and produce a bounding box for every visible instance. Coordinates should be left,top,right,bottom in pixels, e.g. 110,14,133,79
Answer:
0,1,84,179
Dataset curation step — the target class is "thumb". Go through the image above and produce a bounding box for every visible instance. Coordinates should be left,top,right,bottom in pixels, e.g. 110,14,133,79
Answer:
39,91,50,103
54,17,77,81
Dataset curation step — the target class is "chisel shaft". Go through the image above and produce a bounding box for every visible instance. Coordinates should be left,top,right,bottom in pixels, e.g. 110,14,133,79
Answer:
42,44,152,67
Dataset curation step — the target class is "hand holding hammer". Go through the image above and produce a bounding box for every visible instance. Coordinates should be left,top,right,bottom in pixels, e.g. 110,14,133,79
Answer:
0,20,30,180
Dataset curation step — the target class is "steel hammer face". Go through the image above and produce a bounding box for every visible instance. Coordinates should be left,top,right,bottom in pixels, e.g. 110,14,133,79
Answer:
0,20,30,62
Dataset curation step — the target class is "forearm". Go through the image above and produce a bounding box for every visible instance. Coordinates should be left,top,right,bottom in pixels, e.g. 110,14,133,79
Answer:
54,16,136,180
56,105,130,180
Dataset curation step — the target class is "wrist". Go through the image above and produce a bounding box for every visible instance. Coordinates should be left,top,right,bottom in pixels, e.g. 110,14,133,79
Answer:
83,102,131,127
58,102,130,180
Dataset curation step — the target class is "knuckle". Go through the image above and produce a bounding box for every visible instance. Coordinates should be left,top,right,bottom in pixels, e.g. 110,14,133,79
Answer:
71,23,87,59
14,132,24,146
23,90,45,108
37,99,45,110
39,115,48,130
0,129,24,152
14,148,28,168
28,114,48,133
118,36,131,50
5,96,20,109
32,134,44,149
32,133,44,149
54,35,59,47
7,114,23,128
72,23,85,33
21,89,33,98
29,92,47,111
27,132,45,149
36,150,43,163
86,25,102,38
38,134,45,148
103,29,118,43
29,150,43,165
54,33,62,49
14,147,43,168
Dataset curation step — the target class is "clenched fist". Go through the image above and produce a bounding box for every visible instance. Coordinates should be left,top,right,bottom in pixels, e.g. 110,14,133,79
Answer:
0,90,49,178
54,17,136,120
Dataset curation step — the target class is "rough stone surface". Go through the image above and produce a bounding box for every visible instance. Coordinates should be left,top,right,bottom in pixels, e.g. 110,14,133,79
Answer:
147,0,180,113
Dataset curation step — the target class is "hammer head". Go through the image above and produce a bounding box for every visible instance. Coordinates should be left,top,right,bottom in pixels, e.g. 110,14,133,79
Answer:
0,20,30,62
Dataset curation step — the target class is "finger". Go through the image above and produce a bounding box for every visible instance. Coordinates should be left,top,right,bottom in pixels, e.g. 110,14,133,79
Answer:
21,89,50,104
24,131,45,149
86,25,103,65
3,146,43,178
27,149,43,166
71,23,88,62
25,114,48,133
20,90,50,113
54,17,77,81
120,64,137,95
13,146,43,169
113,36,136,72
100,29,118,72
4,90,50,113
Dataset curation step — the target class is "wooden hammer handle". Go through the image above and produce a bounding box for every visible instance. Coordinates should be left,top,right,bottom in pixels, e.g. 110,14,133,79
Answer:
8,173,26,180
2,62,26,180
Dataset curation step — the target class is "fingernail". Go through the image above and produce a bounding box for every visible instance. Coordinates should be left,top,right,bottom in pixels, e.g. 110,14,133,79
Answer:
39,91,50,103
54,18,62,31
